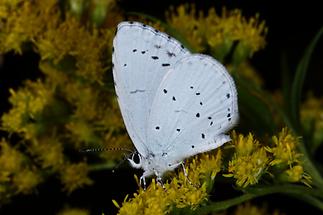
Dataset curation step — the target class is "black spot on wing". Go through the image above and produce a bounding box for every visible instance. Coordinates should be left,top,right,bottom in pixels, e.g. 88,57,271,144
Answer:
151,56,159,60
162,63,170,67
130,89,145,94
167,51,176,57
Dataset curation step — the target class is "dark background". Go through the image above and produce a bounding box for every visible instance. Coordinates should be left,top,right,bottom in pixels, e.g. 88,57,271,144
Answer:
0,0,322,214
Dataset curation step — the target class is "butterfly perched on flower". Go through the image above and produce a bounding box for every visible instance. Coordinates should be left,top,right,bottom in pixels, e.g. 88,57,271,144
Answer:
112,21,238,186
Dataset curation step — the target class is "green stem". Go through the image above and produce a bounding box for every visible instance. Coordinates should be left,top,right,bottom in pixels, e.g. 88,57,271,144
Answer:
296,138,323,189
195,184,323,214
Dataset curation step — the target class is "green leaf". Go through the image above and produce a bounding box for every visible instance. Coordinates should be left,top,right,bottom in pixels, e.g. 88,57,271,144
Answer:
195,184,323,214
280,51,292,112
290,26,323,132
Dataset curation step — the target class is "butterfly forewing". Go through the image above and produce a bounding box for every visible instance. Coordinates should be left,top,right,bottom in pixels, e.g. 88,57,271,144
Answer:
113,21,189,155
147,54,238,162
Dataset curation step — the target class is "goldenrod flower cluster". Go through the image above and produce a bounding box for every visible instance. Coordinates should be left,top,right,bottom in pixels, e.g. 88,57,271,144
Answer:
166,4,267,85
116,128,310,213
166,5,267,62
0,139,42,199
115,151,222,215
225,131,269,187
266,128,312,185
225,129,311,188
0,0,131,200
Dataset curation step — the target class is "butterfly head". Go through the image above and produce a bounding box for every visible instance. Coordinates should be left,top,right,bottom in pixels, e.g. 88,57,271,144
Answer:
128,152,180,178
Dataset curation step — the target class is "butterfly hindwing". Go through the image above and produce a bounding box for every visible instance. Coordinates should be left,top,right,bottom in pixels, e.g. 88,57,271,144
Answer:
147,54,238,162
113,21,189,155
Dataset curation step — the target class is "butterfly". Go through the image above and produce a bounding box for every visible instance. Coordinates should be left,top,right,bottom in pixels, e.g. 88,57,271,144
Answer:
112,21,238,187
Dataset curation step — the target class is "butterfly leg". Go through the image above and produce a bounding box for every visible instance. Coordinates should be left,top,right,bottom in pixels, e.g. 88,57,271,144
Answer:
156,177,165,189
154,171,165,189
140,175,147,190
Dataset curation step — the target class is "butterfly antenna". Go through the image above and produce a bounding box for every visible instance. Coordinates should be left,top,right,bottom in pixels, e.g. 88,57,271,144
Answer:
79,147,136,173
79,147,133,153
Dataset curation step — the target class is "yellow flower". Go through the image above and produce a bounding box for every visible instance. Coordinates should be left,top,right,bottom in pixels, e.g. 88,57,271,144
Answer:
166,5,267,60
166,4,204,52
0,0,59,53
12,168,42,194
1,80,53,139
0,139,24,176
206,8,267,62
226,132,269,188
284,165,303,182
266,128,312,185
37,15,111,84
283,165,312,186
30,137,65,170
117,150,222,214
0,140,42,195
60,162,93,193
266,128,301,166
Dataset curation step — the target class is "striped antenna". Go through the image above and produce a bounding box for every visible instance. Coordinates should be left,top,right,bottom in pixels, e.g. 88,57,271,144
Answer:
79,147,133,153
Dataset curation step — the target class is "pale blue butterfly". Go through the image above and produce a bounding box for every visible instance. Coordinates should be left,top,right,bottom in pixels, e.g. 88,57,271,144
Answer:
112,21,238,187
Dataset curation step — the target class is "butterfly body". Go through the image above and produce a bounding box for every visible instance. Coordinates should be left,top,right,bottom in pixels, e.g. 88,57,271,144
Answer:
112,21,238,184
